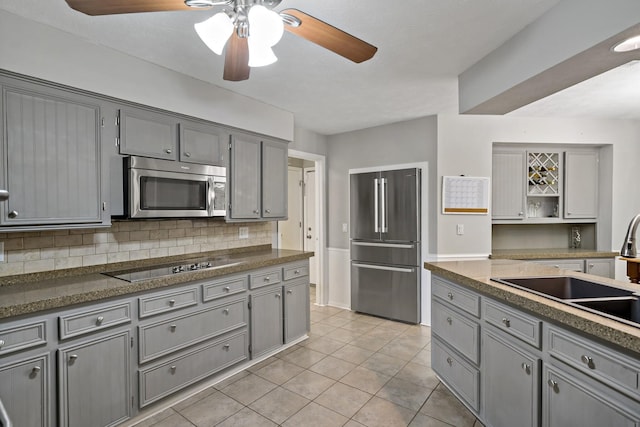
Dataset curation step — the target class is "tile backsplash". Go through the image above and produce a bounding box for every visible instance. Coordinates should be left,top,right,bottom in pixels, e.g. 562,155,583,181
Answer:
0,219,271,277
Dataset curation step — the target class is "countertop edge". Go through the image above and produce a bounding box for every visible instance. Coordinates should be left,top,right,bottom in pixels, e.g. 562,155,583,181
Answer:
490,249,619,260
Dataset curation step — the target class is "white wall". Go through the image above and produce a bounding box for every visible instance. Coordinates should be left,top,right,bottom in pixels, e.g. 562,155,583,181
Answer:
0,10,294,141
436,115,640,278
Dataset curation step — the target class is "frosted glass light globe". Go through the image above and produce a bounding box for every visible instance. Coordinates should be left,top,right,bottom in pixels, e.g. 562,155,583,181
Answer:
194,12,234,55
248,37,278,67
248,5,284,47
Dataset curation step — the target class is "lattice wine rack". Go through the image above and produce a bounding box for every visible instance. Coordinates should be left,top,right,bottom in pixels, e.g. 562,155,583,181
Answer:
527,152,559,195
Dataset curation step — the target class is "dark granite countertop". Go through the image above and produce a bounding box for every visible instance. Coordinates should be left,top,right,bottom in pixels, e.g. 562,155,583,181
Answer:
0,246,313,320
424,259,640,356
490,248,618,260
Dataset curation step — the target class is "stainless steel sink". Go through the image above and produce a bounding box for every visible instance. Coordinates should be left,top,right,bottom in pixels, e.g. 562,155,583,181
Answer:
491,276,634,300
491,276,640,328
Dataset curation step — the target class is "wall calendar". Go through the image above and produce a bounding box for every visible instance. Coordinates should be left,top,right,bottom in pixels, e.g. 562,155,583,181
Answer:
442,176,490,214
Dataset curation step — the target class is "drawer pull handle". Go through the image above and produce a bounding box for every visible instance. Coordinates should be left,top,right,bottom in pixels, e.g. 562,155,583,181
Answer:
165,148,172,154
223,309,230,315
447,292,453,300
170,365,177,373
223,286,231,292
223,344,230,351
287,290,293,295
547,379,559,393
502,317,511,327
0,339,4,348
168,299,176,306
521,363,531,375
184,151,191,157
446,357,453,366
170,324,177,332
446,317,452,325
264,276,271,282
30,366,41,377
96,316,105,325
69,354,78,364
294,269,300,274
581,355,595,368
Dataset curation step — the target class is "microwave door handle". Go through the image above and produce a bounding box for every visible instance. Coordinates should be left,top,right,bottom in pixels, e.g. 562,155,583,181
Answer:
207,176,215,216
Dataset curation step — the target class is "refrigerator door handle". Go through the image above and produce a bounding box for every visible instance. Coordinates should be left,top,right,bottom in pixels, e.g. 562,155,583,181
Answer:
352,241,415,249
352,263,414,273
381,178,388,233
373,178,379,232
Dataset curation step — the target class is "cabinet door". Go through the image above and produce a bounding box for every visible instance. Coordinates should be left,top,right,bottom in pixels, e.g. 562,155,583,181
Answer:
261,139,288,219
119,108,178,160
492,150,526,220
179,120,227,166
564,151,598,219
228,134,261,219
58,331,131,427
250,286,283,358
284,280,310,343
0,355,49,427
482,330,539,427
543,365,640,427
585,258,614,278
3,86,103,226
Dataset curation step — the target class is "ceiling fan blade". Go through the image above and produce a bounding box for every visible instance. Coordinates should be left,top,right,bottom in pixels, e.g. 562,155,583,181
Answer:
223,33,250,82
64,0,211,16
280,8,377,63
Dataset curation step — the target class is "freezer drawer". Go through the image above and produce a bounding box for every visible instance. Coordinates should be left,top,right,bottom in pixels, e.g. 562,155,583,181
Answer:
351,261,420,323
350,240,420,266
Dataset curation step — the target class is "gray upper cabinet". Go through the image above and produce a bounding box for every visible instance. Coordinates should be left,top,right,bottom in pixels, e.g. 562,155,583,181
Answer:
564,151,598,219
179,120,227,166
119,107,178,160
492,150,526,220
228,133,288,221
1,79,108,228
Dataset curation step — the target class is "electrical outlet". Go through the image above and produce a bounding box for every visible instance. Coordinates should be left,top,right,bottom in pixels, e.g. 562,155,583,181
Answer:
456,224,464,235
239,227,249,239
342,223,348,233
0,242,4,262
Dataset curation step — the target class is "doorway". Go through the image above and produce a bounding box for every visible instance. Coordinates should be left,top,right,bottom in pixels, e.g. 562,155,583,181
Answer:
278,151,326,305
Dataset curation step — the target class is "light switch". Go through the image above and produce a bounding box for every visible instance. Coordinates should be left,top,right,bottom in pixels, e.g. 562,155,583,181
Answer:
342,223,348,233
456,224,464,235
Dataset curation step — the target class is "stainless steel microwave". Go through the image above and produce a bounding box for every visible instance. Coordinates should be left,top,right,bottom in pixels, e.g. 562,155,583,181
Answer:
126,156,226,218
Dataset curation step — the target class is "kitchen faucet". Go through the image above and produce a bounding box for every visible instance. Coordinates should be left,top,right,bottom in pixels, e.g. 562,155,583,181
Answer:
620,214,640,257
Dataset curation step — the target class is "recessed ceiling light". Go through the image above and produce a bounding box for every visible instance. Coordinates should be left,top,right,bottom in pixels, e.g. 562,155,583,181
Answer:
613,35,640,52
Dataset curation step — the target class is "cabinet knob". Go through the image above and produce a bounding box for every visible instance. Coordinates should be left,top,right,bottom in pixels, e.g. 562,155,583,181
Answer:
96,316,104,325
253,209,260,215
446,317,452,325
275,294,281,299
521,363,531,375
502,317,511,327
518,212,524,216
223,344,230,351
287,289,293,295
170,324,177,332
170,365,177,373
547,379,559,393
0,339,4,348
30,366,41,377
223,309,230,315
580,355,594,369
165,149,172,154
8,210,18,219
294,270,300,274
264,276,271,282
184,151,191,157
588,264,594,269
446,357,453,366
223,286,231,292
447,292,454,300
265,209,271,214
69,354,78,364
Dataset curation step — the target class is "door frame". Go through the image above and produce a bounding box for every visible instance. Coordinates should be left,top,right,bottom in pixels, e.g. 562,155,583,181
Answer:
287,149,327,306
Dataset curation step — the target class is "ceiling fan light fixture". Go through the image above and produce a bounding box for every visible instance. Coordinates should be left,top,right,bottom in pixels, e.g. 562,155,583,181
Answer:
194,12,234,55
248,38,278,67
248,5,284,47
613,35,640,52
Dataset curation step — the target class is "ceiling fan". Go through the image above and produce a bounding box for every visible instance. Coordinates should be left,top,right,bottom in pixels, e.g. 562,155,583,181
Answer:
63,0,378,81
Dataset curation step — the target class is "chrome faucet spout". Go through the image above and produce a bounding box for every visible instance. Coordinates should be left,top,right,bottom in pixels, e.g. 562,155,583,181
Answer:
620,214,640,257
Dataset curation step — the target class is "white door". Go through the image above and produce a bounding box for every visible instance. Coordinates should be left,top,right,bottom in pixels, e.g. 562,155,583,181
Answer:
304,168,317,284
280,167,303,250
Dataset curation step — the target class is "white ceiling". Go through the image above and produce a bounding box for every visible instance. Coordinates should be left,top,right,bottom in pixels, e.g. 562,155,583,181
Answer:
0,0,588,135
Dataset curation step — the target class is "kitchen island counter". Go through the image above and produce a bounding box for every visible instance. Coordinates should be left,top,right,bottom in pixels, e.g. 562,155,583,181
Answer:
0,246,312,319
424,259,640,355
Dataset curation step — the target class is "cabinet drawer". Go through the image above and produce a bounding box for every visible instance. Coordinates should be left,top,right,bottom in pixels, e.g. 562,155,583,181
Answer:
0,321,47,356
547,326,640,398
283,264,309,281
139,331,248,407
432,299,480,364
249,269,281,289
483,299,541,348
432,337,480,412
202,275,247,302
139,288,198,318
533,259,584,272
139,298,247,363
59,302,131,340
432,276,480,317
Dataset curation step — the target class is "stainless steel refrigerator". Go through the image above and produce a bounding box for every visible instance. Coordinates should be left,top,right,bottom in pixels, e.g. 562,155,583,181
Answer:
350,168,421,323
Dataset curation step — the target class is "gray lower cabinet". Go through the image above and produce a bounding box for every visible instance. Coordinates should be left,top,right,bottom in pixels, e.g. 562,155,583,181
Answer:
284,279,310,343
228,132,288,221
118,107,178,160
0,354,49,427
585,258,614,278
250,285,284,358
1,76,108,229
482,328,540,427
58,329,131,427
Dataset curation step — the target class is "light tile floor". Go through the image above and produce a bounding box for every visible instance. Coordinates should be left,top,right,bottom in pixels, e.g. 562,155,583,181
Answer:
134,289,485,427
